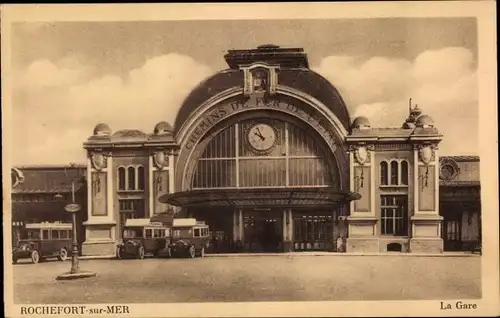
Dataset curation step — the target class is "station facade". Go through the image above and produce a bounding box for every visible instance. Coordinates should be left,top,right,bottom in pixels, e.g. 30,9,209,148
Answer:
53,45,479,256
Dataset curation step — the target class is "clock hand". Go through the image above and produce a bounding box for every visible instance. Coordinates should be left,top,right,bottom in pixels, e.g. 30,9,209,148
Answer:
255,127,266,140
254,131,265,141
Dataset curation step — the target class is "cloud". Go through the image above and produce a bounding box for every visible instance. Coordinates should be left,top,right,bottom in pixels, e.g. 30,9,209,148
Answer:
314,47,478,155
10,46,478,165
14,58,90,91
11,54,213,165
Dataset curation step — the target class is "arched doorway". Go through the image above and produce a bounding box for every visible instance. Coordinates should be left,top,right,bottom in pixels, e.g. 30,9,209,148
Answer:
190,115,337,252
164,108,357,253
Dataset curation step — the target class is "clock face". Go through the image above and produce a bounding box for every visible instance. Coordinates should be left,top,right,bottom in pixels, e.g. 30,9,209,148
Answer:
247,123,276,151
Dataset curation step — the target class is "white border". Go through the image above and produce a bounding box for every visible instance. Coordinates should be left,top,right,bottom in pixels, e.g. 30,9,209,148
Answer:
2,2,498,317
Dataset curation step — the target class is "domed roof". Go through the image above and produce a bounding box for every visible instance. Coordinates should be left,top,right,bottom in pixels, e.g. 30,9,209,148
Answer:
351,116,371,129
411,105,423,117
174,69,351,133
154,121,174,135
416,114,435,127
93,123,112,136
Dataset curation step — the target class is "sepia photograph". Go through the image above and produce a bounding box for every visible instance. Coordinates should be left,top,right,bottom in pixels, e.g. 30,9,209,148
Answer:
2,2,498,317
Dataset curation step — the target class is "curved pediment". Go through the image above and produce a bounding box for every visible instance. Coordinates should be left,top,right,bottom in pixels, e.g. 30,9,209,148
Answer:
112,129,147,140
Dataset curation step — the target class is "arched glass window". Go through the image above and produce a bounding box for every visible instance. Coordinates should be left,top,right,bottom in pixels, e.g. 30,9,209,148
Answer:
390,161,399,185
401,161,409,185
127,167,136,190
380,161,388,185
118,167,126,190
137,166,145,190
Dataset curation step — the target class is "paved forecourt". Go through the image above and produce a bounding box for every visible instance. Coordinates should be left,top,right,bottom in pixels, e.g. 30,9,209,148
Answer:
13,255,481,304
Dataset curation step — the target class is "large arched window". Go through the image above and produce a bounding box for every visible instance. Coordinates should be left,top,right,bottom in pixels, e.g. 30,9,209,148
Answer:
127,167,136,190
118,167,126,190
137,166,145,190
401,161,409,185
380,161,388,185
192,119,333,189
390,161,399,185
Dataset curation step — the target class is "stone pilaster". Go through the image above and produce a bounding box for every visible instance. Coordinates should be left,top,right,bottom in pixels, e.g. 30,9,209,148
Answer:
82,152,116,256
409,144,443,253
346,144,379,252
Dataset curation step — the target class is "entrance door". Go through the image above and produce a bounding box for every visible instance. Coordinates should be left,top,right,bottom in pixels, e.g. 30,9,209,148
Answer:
293,211,334,251
190,208,233,253
243,209,283,252
443,216,462,251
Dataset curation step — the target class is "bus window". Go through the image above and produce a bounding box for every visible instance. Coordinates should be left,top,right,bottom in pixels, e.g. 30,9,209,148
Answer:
22,230,39,240
123,229,142,239
145,229,153,238
42,230,50,240
153,229,161,238
51,230,60,239
60,230,68,239
194,228,201,237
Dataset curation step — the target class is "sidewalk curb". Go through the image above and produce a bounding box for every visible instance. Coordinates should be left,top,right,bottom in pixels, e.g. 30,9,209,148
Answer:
78,252,481,260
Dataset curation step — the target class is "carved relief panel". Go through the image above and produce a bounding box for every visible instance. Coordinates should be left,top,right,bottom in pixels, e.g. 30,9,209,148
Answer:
418,165,436,211
91,171,107,216
350,144,373,213
153,170,170,215
353,166,371,212
415,144,438,212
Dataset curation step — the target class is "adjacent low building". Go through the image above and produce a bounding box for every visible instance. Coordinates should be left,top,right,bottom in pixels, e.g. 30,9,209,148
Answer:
10,165,87,253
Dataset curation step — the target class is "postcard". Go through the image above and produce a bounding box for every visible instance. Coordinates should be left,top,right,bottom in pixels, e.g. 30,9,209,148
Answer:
2,2,498,317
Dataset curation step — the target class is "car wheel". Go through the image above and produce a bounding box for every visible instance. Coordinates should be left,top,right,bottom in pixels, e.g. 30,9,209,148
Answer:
31,251,40,264
188,245,196,259
138,245,145,260
200,247,205,258
58,248,68,261
116,247,123,260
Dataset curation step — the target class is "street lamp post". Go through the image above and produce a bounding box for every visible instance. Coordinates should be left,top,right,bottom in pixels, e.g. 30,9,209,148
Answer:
56,163,96,280
68,180,80,274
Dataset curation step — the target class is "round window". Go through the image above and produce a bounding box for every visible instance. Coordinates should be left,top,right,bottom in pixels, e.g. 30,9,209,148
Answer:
440,164,455,180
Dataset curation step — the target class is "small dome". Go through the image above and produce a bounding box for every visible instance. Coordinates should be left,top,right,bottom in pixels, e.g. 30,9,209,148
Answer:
416,115,435,127
402,122,416,129
154,121,174,135
93,123,112,136
352,116,371,129
411,105,423,117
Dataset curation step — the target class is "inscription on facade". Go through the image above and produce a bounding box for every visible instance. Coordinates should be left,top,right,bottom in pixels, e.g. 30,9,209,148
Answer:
185,96,339,150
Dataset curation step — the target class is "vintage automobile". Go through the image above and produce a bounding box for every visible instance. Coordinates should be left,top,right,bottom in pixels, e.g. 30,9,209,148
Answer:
116,218,172,260
169,218,211,258
12,222,73,264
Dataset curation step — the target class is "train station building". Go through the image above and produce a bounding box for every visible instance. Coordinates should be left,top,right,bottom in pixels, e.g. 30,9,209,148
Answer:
11,45,481,256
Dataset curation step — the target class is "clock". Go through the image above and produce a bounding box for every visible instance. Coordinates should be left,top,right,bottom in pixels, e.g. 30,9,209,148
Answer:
247,123,276,152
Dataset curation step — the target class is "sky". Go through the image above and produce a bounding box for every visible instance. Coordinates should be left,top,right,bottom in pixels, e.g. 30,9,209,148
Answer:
9,18,479,165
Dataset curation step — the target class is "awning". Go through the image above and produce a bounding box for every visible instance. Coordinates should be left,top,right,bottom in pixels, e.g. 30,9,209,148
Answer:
159,188,361,208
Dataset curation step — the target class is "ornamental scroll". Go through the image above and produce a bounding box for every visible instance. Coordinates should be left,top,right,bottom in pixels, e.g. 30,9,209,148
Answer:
417,144,436,165
153,150,169,170
90,150,110,171
350,144,374,166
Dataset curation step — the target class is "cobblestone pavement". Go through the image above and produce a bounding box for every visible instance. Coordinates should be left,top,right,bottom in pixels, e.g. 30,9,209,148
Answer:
12,255,481,304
